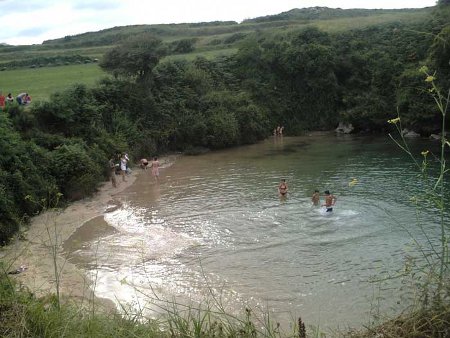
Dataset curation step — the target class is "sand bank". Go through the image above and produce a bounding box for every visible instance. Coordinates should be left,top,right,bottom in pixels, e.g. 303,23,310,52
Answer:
0,155,179,308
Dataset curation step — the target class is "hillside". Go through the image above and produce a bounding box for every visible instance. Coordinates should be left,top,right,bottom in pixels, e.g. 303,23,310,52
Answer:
0,6,433,69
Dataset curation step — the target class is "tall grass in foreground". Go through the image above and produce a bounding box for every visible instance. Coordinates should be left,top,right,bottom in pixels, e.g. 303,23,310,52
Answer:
1,265,312,337
388,67,449,299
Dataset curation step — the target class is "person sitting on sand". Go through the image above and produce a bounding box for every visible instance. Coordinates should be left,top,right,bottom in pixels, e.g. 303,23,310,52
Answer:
278,179,288,197
311,189,320,206
322,190,337,212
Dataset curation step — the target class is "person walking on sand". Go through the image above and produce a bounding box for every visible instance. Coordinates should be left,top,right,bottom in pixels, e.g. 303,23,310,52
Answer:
322,190,337,212
109,157,117,187
120,153,128,182
278,179,288,197
311,189,320,206
151,156,160,180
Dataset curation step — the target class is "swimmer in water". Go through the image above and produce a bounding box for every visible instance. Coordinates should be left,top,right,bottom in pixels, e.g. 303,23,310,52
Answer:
278,179,288,197
322,190,337,212
311,189,320,206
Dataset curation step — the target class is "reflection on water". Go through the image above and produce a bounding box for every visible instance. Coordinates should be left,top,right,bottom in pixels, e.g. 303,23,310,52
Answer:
64,133,446,328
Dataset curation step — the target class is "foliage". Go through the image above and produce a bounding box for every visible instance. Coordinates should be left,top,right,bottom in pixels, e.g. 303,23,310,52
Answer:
100,33,166,83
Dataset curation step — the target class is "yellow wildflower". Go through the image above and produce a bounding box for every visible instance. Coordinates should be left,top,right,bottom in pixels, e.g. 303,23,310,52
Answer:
421,150,429,156
387,117,400,124
425,75,435,82
349,178,358,187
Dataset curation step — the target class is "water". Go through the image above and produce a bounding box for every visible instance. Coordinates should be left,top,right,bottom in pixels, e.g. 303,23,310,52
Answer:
65,133,447,329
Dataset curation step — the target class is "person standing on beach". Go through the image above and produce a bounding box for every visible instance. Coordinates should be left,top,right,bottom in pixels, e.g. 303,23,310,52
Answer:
109,157,117,187
120,154,128,182
151,156,160,181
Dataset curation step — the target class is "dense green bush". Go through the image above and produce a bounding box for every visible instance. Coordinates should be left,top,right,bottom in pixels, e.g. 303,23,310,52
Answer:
49,143,102,200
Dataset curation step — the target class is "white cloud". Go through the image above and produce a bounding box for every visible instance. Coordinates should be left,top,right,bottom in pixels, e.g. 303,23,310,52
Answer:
0,0,437,45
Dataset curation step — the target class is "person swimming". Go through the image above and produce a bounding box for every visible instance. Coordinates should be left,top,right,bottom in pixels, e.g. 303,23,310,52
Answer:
322,190,337,212
278,179,288,197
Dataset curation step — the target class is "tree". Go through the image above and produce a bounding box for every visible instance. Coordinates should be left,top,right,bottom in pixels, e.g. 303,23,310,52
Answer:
100,33,166,83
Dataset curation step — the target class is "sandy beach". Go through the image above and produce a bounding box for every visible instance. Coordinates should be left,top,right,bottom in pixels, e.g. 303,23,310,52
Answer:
0,155,178,309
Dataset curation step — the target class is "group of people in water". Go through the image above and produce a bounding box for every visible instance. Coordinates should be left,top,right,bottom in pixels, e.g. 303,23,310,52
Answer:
278,179,337,212
0,92,32,109
108,154,160,188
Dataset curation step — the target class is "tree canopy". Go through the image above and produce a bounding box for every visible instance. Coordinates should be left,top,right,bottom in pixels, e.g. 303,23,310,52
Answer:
100,33,166,83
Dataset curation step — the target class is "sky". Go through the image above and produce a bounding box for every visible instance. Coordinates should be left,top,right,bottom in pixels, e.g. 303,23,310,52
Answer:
0,0,437,46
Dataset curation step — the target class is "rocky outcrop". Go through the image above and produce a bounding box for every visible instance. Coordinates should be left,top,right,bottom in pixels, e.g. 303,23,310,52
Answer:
402,129,420,138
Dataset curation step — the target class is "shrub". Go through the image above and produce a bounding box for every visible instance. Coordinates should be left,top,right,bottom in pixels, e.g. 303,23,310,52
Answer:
49,143,102,200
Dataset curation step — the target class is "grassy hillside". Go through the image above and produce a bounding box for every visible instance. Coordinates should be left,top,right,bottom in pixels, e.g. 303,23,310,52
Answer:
0,6,435,101
0,7,433,66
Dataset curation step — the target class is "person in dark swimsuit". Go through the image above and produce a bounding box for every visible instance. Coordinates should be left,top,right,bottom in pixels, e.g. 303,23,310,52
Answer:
278,179,288,197
322,190,337,212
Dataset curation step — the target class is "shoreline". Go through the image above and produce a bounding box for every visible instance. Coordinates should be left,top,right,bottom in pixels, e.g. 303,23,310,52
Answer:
0,154,179,310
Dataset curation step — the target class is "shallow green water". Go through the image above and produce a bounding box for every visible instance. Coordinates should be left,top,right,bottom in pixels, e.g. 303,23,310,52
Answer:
69,133,447,329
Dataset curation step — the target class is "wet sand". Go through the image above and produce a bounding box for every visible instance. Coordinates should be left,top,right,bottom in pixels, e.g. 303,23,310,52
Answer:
0,155,179,310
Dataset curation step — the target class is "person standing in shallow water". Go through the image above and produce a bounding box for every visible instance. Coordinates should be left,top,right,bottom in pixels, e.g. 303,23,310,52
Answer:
151,156,160,181
322,190,337,212
278,179,288,197
109,157,117,188
311,189,320,206
120,154,128,182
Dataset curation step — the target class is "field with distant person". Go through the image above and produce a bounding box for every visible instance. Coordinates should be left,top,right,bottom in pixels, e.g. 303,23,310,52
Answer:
0,63,106,102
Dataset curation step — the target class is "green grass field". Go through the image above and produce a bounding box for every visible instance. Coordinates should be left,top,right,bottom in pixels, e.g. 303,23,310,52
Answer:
0,63,106,102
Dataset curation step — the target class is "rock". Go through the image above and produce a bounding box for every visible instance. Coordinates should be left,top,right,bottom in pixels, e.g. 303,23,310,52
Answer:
335,122,354,134
429,134,441,140
402,129,420,138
